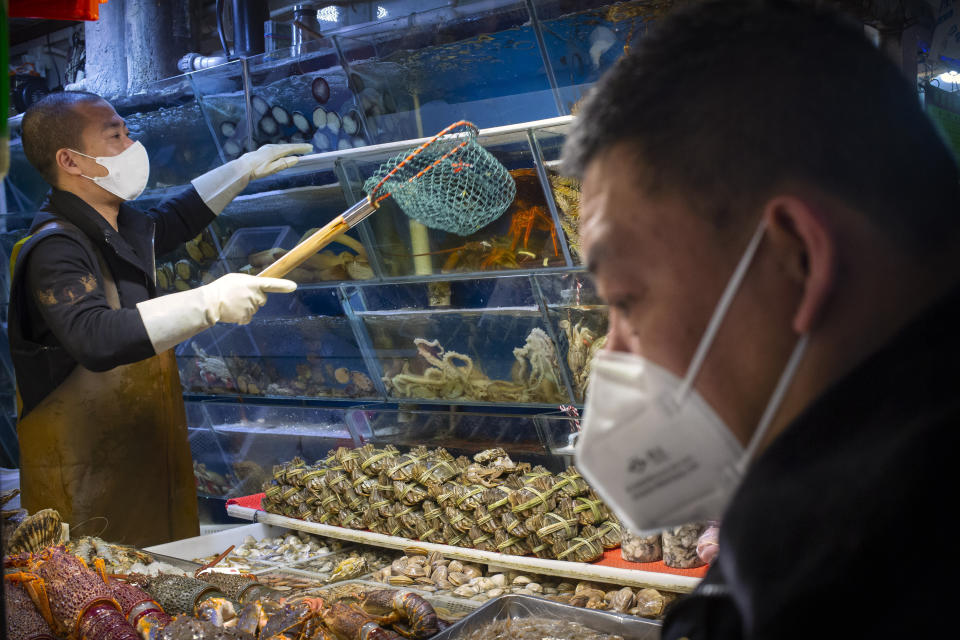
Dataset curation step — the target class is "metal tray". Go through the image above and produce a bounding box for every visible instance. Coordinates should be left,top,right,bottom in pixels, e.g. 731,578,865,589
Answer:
431,594,661,640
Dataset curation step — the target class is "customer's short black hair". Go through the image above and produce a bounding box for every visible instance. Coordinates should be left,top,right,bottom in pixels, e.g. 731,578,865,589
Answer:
562,0,960,253
21,91,105,186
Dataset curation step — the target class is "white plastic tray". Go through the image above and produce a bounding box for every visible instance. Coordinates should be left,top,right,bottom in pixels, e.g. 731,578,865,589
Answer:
226,506,700,593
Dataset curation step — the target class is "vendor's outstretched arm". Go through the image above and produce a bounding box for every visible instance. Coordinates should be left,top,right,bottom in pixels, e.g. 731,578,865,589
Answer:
25,235,155,371
136,273,296,354
190,143,313,215
26,236,296,368
146,143,312,257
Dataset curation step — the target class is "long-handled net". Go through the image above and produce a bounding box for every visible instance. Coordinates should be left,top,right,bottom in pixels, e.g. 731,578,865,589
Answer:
259,120,516,278
363,120,517,236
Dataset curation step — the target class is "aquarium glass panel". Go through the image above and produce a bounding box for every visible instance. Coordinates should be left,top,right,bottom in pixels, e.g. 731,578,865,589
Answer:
345,275,574,406
533,0,657,113
346,405,562,471
332,0,560,140
536,271,607,403
176,327,237,395
203,402,358,473
533,123,581,264
351,130,567,278
245,39,364,160
241,287,380,400
122,74,220,193
189,60,251,164
532,409,582,467
208,167,372,286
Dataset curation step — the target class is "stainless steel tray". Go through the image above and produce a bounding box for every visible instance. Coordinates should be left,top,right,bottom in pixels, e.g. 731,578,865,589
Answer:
431,594,661,640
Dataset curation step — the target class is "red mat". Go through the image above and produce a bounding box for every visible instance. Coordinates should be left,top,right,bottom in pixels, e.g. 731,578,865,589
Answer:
225,493,709,578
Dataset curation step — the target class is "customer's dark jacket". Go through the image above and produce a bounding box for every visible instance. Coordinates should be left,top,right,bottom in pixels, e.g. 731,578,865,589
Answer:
662,286,959,638
7,187,215,417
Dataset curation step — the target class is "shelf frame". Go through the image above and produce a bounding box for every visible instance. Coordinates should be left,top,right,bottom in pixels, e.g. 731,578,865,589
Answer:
227,505,701,593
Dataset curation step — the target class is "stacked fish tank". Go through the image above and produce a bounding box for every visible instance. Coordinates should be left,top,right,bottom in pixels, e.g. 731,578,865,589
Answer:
0,0,647,492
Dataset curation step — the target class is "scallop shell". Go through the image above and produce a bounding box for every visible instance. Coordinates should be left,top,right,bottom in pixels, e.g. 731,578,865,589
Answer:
8,508,62,554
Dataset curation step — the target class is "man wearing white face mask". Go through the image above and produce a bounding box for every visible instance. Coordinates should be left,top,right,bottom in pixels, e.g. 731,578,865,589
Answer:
564,1,959,638
7,91,312,546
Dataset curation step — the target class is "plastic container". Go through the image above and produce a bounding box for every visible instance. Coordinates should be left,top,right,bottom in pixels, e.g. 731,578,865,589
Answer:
620,530,662,564
218,225,296,273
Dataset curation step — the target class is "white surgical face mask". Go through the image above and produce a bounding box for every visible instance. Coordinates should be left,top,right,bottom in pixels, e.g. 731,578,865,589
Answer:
575,221,809,535
69,141,150,201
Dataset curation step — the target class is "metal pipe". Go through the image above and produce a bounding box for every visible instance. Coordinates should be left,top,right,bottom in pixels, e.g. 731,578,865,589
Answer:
178,54,229,72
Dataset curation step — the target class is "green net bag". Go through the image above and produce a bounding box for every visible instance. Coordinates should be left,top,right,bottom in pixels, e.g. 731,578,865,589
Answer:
363,121,517,236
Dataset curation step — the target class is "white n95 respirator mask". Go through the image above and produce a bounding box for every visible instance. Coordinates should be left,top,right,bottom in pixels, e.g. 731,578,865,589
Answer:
69,140,150,201
575,221,809,535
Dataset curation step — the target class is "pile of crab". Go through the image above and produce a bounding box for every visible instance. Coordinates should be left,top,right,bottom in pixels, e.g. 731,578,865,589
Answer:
261,445,621,563
4,543,448,640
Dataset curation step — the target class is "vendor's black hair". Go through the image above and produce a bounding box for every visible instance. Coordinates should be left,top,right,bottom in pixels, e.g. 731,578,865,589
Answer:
562,0,960,253
22,91,105,187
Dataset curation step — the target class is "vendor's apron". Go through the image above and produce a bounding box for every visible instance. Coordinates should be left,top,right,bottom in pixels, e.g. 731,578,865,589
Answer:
16,223,199,547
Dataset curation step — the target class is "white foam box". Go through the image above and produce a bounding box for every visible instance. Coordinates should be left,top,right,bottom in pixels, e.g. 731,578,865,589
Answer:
144,523,293,561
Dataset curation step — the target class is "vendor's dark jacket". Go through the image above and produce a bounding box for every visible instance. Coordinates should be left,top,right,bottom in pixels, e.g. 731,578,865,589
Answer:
661,285,959,638
7,187,215,418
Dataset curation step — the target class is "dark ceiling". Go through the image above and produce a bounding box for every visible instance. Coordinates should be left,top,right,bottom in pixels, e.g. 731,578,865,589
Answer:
8,18,80,48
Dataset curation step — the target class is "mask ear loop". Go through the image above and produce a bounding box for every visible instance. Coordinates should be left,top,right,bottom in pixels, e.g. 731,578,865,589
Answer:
736,333,809,473
675,220,768,404
66,148,108,181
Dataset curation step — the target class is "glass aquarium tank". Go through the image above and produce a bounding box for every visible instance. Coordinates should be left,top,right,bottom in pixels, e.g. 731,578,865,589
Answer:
536,271,607,402
240,287,381,400
344,274,576,406
203,403,363,476
346,405,565,472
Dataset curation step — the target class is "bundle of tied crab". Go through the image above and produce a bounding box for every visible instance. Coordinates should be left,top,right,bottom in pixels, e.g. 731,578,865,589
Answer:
261,445,620,563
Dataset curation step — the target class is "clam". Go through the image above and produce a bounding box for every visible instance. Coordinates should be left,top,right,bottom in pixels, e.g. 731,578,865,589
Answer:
448,560,464,573
608,587,635,613
476,577,496,591
526,583,542,593
436,579,452,591
461,564,482,579
512,575,531,586
391,558,408,573
510,586,527,594
575,581,598,594
453,584,480,597
489,573,507,587
448,572,468,586
432,566,448,582
401,564,427,578
634,588,667,617
579,588,607,602
487,588,505,598
388,575,415,586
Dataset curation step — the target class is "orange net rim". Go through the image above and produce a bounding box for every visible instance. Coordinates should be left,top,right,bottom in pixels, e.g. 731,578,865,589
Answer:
369,120,479,206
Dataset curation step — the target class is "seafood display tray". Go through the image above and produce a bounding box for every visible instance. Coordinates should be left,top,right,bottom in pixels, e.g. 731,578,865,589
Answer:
432,594,661,640
226,507,700,593
143,523,351,569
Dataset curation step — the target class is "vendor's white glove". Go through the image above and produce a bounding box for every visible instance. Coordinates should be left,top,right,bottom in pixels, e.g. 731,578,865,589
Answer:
136,273,297,354
191,143,313,214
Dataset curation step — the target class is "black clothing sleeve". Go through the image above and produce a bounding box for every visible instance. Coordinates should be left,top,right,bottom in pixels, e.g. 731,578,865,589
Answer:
23,234,156,372
145,186,216,257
